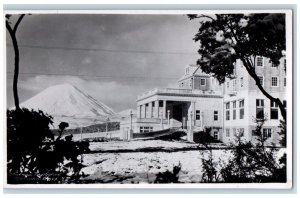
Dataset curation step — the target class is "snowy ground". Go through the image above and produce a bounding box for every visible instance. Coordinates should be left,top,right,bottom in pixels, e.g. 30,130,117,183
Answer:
88,139,199,151
81,150,231,183
79,139,286,184
80,139,231,183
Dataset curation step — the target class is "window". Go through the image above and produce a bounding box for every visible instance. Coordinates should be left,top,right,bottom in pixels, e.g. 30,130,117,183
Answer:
196,110,201,120
226,102,230,120
239,99,244,119
233,79,237,91
256,57,263,67
283,100,287,109
140,126,153,133
284,78,286,87
284,59,286,69
233,128,237,136
232,101,236,108
258,76,264,86
186,67,189,75
214,110,218,121
232,101,236,120
227,82,230,89
200,78,206,86
263,128,272,138
256,99,264,119
271,77,278,87
240,77,244,87
213,131,219,140
238,128,244,137
226,128,230,137
270,101,279,120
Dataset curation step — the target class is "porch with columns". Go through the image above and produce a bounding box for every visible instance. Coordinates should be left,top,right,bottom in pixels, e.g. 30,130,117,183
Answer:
136,99,200,131
137,100,168,119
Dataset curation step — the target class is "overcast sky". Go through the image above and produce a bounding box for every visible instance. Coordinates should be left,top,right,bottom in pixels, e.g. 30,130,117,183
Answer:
6,14,200,112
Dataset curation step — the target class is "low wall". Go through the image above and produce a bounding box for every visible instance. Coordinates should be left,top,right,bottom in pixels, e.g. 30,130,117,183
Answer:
132,129,172,139
67,130,123,141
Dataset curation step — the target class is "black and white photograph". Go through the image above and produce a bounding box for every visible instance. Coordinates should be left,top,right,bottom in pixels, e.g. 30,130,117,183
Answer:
4,10,292,187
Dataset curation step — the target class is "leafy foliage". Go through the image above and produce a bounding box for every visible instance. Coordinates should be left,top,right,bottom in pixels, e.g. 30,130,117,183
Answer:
200,146,220,182
220,141,286,183
188,14,285,83
193,127,222,144
7,108,89,184
199,119,286,183
220,117,286,183
188,13,286,120
278,119,287,147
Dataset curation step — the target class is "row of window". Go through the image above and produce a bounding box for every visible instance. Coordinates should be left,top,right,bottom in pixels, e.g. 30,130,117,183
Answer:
252,128,272,138
257,76,286,87
225,100,244,120
256,99,287,120
256,57,286,68
139,126,153,133
227,76,286,91
225,128,244,137
225,128,273,138
195,110,219,121
225,99,286,120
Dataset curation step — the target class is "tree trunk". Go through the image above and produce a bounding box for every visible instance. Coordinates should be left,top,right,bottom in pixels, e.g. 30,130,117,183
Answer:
6,14,25,111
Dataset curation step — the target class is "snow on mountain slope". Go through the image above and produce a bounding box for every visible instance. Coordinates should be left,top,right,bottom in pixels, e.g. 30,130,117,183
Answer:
20,83,116,128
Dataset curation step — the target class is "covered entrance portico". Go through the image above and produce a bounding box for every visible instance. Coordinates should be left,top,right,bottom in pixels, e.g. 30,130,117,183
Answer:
136,88,204,129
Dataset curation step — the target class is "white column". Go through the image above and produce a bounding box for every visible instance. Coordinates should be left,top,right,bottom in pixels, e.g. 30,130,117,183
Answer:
167,110,170,125
155,100,159,118
137,105,141,118
149,102,153,118
142,104,146,118
192,102,196,126
163,100,167,119
201,112,204,127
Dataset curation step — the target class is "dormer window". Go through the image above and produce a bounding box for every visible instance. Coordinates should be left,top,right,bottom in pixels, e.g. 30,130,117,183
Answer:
185,67,189,75
200,78,206,86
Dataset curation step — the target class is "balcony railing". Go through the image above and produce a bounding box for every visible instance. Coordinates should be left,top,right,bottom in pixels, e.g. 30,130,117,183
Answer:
137,88,220,100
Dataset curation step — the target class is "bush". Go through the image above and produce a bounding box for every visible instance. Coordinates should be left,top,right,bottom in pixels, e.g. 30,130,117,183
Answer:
219,118,287,183
199,118,287,183
7,108,89,184
154,163,181,183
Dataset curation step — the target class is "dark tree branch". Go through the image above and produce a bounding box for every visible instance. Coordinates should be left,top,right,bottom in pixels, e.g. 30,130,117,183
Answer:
13,14,25,33
225,17,286,121
241,58,286,121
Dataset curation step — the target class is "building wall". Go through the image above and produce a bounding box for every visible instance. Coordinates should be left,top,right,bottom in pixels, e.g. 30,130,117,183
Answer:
192,97,223,129
223,57,286,145
132,58,286,144
193,76,210,90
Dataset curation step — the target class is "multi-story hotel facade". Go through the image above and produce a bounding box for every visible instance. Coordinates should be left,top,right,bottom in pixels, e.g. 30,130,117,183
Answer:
222,57,286,145
120,57,286,145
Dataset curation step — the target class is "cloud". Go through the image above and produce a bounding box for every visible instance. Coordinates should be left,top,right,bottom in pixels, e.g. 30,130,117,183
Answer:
19,75,85,92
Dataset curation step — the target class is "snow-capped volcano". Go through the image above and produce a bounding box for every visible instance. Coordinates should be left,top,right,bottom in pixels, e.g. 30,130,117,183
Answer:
20,83,116,128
